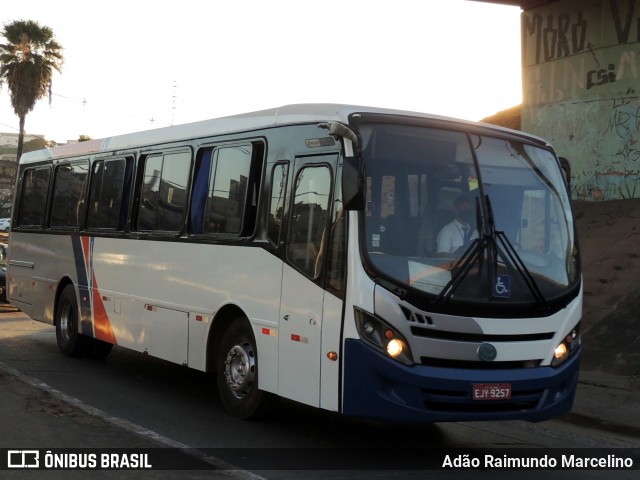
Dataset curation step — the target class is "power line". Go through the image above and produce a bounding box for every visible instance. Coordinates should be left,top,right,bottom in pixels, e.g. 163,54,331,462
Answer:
0,121,19,131
1,77,165,127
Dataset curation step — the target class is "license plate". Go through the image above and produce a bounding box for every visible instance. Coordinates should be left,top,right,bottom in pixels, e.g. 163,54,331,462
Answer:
472,383,512,400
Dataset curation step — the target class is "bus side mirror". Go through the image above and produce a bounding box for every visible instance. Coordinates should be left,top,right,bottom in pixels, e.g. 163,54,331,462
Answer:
559,156,571,190
342,155,365,211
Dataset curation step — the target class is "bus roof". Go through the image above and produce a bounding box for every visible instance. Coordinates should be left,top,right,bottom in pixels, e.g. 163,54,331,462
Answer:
19,103,542,164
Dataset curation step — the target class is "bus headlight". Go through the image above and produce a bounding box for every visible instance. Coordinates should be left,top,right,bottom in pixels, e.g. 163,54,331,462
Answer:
354,308,413,366
386,338,405,358
553,343,568,363
551,324,580,367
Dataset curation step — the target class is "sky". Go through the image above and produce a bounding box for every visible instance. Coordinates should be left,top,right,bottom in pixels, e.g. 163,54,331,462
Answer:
0,0,522,144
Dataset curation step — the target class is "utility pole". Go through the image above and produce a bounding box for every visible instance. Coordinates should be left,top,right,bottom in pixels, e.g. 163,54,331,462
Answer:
171,80,177,126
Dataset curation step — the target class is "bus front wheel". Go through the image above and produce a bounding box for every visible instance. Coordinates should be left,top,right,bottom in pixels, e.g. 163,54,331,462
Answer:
216,319,275,419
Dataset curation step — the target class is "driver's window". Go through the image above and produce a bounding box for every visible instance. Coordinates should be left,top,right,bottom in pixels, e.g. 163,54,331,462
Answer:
287,165,331,278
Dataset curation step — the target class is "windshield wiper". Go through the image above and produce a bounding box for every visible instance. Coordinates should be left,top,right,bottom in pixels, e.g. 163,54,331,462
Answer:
435,195,547,308
494,233,546,306
486,195,547,307
436,197,487,303
435,237,483,303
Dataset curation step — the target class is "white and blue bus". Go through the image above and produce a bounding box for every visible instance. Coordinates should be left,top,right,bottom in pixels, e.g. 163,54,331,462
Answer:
8,104,581,422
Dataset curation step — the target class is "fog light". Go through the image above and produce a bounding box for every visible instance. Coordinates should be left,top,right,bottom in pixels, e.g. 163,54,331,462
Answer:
387,339,404,358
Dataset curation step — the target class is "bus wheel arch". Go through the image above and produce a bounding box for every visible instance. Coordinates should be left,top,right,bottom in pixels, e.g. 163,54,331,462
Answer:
207,304,245,374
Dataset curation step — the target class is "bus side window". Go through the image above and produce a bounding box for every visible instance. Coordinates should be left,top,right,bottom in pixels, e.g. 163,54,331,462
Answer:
87,158,131,231
189,142,263,237
204,143,264,236
137,151,191,232
156,152,190,231
50,162,89,229
18,167,51,228
205,146,252,235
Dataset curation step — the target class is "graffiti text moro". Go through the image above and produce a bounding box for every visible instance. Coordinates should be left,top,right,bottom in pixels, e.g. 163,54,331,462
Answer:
525,11,588,65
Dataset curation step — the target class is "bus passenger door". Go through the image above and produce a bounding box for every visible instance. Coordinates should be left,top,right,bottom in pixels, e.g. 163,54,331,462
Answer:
278,155,336,407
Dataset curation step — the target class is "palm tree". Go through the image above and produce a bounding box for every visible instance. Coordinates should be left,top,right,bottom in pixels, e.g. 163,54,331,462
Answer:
0,20,63,160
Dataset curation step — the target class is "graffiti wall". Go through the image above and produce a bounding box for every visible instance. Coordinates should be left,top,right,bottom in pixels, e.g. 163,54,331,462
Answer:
521,0,640,200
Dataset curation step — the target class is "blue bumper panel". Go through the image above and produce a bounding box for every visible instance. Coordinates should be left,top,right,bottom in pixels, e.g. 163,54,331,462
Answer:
342,339,580,423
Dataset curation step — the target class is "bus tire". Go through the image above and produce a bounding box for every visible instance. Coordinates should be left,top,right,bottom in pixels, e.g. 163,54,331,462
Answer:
55,285,89,357
216,318,275,419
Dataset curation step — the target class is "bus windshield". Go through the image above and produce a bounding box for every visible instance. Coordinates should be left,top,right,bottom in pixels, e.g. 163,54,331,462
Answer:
360,122,579,309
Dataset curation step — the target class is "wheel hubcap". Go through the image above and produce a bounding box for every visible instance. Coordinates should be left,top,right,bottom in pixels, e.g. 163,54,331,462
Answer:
224,341,256,399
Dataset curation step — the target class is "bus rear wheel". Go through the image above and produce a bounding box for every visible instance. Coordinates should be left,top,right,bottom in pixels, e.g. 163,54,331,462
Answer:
55,284,113,358
55,285,89,357
216,319,275,419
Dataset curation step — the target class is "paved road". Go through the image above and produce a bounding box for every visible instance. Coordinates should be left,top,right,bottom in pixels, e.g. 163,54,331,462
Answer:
0,308,638,479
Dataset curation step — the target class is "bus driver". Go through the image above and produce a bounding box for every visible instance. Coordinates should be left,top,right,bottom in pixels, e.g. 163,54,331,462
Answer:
436,195,478,257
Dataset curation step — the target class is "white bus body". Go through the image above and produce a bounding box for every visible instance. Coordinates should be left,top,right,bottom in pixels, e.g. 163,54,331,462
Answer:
8,104,581,422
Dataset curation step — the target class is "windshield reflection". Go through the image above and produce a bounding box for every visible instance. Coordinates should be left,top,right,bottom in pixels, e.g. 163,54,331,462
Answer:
361,123,579,308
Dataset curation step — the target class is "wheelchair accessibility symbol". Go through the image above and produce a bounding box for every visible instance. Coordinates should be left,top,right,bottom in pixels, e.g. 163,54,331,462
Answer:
494,274,511,298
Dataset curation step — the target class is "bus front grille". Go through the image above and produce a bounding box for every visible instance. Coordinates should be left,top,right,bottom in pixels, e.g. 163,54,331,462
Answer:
420,357,542,369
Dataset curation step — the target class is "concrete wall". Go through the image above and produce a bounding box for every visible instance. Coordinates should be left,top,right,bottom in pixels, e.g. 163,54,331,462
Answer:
521,0,640,200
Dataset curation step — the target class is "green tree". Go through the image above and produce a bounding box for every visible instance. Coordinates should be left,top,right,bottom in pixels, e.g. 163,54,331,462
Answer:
0,20,63,160
24,136,56,152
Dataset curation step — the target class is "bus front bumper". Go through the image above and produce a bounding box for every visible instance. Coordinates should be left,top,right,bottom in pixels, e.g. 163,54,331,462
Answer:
342,338,580,423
